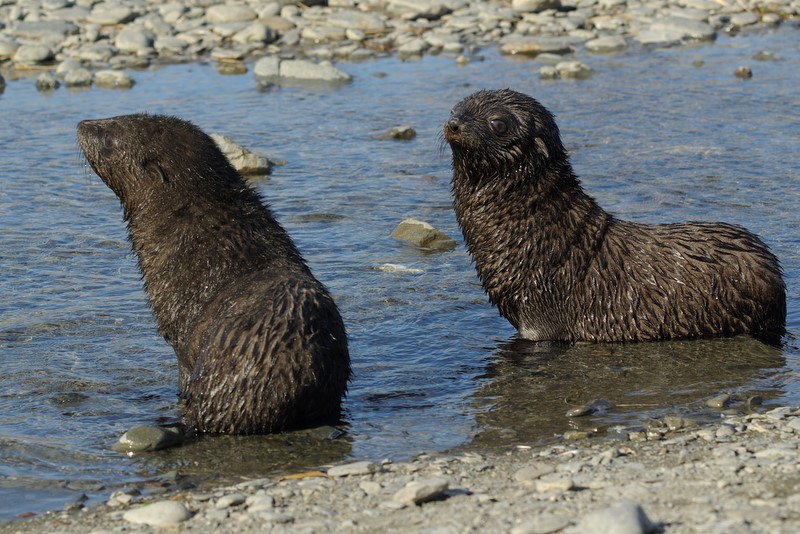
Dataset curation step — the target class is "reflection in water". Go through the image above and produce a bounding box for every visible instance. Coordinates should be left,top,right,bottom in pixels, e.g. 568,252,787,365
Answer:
468,336,786,449
137,426,353,489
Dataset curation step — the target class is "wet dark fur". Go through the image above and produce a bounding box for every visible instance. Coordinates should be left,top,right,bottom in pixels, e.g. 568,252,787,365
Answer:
444,89,786,343
77,114,350,434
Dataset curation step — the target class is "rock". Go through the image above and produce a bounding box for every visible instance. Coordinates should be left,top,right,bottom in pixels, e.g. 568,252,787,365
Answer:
539,65,559,79
512,0,562,13
86,5,137,25
206,5,257,24
535,477,576,492
246,495,275,512
94,70,135,89
391,218,457,252
375,263,424,274
388,0,452,20
327,11,386,32
63,68,93,88
233,23,276,45
514,463,556,482
706,393,732,409
114,27,154,54
753,50,778,61
253,55,280,78
500,36,574,56
566,399,611,417
392,477,449,505
210,133,277,176
216,493,246,509
397,38,430,57
0,73,5,93
574,502,657,534
35,72,61,91
9,20,78,40
279,59,352,83
56,58,82,78
327,461,380,477
113,426,184,452
510,514,571,534
0,39,20,60
637,17,715,45
729,12,760,28
380,126,417,140
122,500,191,527
13,44,54,66
585,35,626,53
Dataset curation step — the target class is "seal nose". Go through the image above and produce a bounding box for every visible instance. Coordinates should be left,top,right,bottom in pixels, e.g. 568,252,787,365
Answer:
446,118,460,133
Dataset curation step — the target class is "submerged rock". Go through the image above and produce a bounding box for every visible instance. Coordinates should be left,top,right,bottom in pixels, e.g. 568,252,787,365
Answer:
113,425,185,452
391,218,457,252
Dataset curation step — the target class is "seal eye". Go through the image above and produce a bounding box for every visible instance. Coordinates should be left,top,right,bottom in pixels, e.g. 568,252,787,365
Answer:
489,118,507,135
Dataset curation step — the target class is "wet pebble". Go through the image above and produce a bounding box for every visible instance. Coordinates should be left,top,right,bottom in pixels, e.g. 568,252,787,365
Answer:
706,393,733,409
94,70,135,89
35,72,60,91
391,218,457,252
113,425,184,452
63,67,93,88
380,125,417,140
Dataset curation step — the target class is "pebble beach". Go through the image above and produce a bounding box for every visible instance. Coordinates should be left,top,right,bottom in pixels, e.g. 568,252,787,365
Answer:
2,407,800,533
0,0,798,88
2,1,799,533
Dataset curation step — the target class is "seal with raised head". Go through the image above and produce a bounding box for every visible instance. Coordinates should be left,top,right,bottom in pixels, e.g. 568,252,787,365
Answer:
78,114,350,434
444,89,786,343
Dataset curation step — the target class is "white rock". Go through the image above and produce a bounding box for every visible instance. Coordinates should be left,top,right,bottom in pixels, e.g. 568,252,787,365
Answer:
206,5,257,24
585,35,626,52
279,59,352,82
114,27,154,53
574,502,656,534
13,44,53,65
393,477,449,505
327,461,379,477
253,55,280,77
94,70,135,89
512,0,561,13
123,501,191,527
216,493,246,509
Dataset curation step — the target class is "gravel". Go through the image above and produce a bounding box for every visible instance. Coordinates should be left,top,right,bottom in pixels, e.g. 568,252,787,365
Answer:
3,407,799,533
1,0,797,89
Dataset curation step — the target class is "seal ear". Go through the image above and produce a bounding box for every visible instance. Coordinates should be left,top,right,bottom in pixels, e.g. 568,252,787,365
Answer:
144,160,169,185
534,137,549,159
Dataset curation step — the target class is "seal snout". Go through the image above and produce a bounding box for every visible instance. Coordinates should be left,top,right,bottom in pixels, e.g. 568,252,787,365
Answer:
444,116,464,144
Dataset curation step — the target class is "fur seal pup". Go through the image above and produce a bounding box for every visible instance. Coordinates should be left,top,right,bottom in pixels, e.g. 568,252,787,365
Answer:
77,114,350,434
444,89,786,343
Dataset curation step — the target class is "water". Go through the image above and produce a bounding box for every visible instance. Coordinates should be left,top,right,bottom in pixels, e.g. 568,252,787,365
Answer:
2,28,799,521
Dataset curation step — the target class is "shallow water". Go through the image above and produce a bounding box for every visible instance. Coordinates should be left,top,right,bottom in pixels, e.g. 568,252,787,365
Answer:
1,28,799,521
